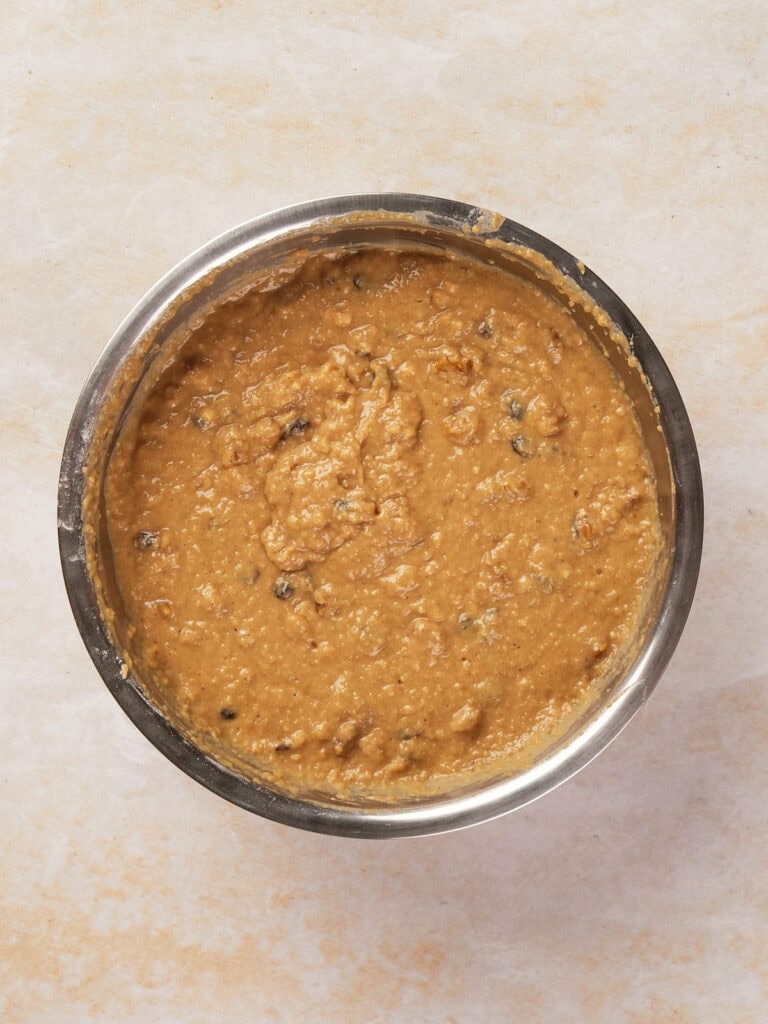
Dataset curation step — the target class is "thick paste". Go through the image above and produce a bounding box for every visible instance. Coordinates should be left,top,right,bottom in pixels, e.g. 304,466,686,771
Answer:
105,247,661,796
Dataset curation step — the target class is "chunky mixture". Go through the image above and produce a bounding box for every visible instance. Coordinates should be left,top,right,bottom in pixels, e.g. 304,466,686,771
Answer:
105,247,661,796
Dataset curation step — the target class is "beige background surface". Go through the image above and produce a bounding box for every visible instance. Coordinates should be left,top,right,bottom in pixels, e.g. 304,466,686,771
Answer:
2,2,767,1021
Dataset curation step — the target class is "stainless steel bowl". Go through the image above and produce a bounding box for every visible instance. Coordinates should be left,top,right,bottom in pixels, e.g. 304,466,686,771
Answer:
58,193,703,838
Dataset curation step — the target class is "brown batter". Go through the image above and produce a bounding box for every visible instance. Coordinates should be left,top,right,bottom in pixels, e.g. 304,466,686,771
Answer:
105,246,661,797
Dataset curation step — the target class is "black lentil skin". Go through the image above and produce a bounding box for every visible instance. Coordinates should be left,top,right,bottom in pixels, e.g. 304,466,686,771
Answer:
274,578,295,600
508,399,525,421
134,530,158,550
281,416,310,440
511,436,533,458
220,707,238,720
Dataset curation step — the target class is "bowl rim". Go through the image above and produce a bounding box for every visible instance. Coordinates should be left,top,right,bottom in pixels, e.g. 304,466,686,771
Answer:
58,192,704,838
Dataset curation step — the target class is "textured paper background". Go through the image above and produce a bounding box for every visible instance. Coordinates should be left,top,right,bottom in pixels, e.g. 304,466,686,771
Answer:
2,2,766,1021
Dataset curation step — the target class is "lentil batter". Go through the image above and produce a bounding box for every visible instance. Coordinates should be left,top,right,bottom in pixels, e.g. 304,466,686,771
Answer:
105,247,661,796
